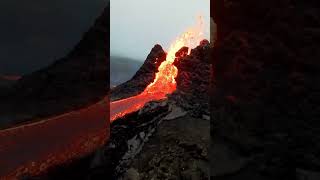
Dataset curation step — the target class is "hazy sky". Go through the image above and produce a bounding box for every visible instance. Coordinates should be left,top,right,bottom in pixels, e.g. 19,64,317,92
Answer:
110,0,210,61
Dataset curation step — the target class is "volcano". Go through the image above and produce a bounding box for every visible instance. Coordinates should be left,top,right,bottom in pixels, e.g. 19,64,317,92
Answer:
110,18,210,122
110,41,211,122
93,35,212,178
100,18,212,178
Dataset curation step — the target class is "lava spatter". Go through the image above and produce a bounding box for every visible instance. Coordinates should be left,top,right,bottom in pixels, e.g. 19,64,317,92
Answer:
111,17,207,122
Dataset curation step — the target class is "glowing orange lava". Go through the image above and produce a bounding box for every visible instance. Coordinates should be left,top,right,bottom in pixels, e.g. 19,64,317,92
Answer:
111,17,206,122
143,16,206,96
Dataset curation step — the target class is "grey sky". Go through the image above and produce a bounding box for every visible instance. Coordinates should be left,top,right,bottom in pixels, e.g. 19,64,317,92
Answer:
110,0,210,61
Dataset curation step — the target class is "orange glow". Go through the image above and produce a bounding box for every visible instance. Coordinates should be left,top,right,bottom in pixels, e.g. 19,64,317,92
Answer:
142,15,206,96
111,16,206,122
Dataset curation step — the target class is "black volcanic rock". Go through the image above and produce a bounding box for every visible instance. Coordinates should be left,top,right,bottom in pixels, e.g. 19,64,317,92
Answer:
211,0,320,179
175,46,189,58
171,42,212,117
89,100,170,179
111,44,166,101
0,5,109,128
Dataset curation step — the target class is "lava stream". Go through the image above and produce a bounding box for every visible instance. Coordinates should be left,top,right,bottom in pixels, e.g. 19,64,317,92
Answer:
110,17,206,122
110,92,167,122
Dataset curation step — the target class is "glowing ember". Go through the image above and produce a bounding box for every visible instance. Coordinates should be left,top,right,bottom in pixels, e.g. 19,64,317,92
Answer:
111,16,207,122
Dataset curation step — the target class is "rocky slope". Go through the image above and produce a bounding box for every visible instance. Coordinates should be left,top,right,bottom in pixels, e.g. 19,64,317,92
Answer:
93,42,212,179
122,111,210,180
211,0,320,179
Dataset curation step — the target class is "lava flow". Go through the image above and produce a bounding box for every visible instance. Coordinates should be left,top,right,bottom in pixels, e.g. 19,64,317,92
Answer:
110,17,206,122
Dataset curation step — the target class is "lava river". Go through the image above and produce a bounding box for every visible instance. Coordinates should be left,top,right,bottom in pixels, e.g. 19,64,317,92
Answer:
110,17,206,122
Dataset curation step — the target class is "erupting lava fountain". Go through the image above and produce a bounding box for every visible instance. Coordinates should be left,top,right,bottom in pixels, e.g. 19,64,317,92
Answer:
110,16,207,122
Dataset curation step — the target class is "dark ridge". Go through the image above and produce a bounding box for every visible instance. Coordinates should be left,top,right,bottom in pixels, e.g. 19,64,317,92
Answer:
110,44,166,101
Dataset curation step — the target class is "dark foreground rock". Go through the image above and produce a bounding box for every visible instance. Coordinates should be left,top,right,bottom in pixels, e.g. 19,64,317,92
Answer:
171,40,212,117
87,100,209,180
211,0,320,179
89,100,170,179
125,112,210,180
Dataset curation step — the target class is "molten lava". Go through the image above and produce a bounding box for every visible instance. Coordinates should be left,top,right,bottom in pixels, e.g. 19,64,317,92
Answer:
111,17,207,122
143,16,206,96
